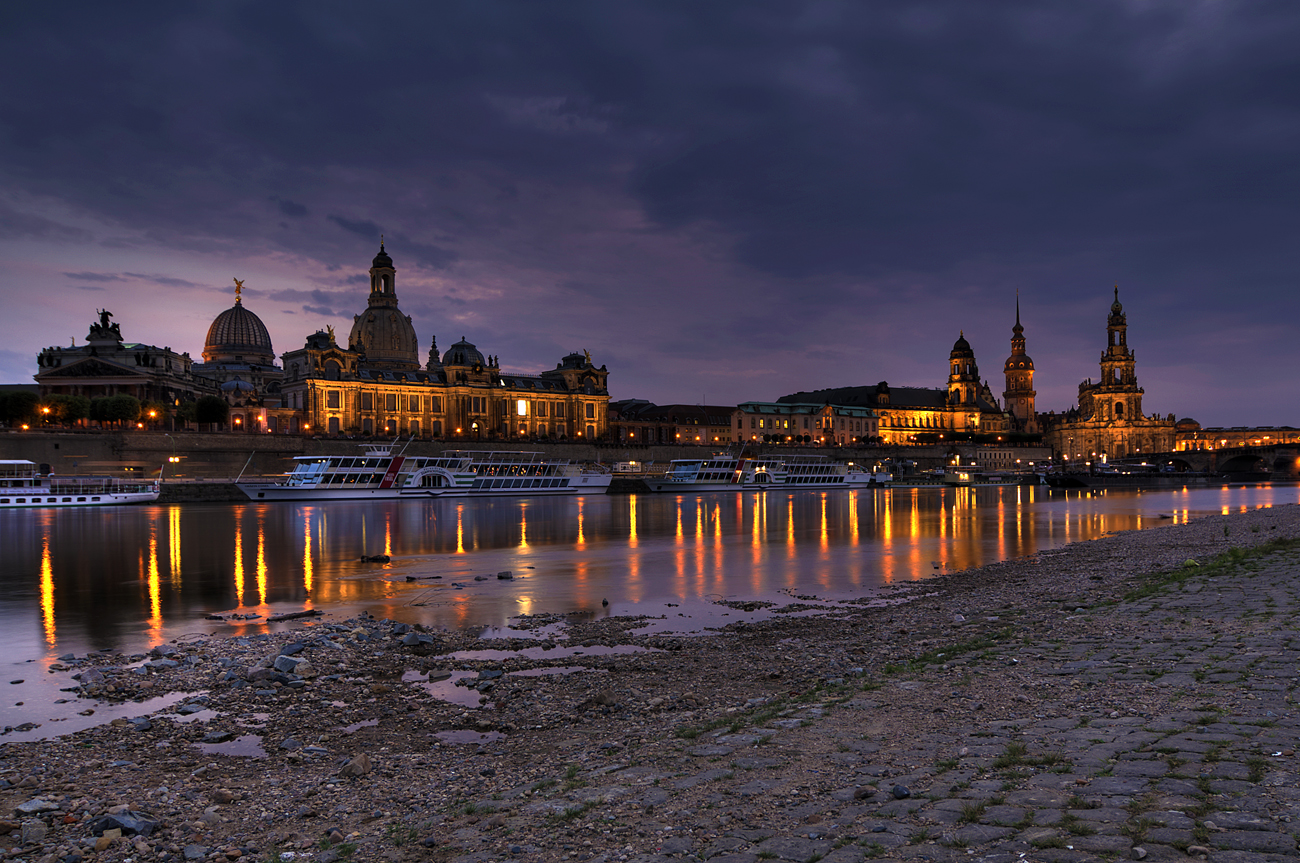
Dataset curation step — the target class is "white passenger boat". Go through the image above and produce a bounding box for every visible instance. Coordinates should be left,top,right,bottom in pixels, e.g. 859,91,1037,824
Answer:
237,444,612,501
645,454,888,493
0,460,160,508
940,468,1022,487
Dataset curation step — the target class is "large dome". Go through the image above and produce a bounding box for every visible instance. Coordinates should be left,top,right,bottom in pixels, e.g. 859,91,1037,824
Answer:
443,338,485,367
204,301,275,365
348,307,420,369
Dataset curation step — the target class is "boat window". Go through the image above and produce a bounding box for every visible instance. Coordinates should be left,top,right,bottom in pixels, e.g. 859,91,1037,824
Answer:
63,498,71,502
17,499,27,503
77,497,85,502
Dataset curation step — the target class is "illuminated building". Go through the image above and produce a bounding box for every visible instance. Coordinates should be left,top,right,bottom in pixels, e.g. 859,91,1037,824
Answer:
1042,287,1175,460
34,309,218,407
1002,296,1038,433
280,243,609,439
777,333,1011,444
732,402,877,445
609,401,735,445
191,279,288,432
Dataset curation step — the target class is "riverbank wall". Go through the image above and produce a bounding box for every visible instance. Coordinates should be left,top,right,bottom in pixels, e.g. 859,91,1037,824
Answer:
0,429,1051,479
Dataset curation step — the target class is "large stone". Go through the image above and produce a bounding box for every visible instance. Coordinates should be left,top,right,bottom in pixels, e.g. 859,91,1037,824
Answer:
86,811,161,837
19,819,47,845
340,754,372,777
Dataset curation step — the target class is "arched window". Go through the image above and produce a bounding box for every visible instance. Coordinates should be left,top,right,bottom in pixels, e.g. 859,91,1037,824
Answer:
1115,402,1124,419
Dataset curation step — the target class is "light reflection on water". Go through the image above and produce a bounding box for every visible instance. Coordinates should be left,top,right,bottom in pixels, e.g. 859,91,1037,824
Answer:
1,484,1295,666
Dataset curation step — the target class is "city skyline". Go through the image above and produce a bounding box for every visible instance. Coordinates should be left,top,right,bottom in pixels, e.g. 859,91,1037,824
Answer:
2,3,1299,427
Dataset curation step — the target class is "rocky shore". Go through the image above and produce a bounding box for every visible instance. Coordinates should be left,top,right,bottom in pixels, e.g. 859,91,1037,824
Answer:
4,505,1300,863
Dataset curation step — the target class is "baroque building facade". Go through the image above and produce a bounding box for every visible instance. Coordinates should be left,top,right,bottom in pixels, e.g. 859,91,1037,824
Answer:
279,244,609,440
1042,288,1175,460
777,334,1011,444
34,309,218,407
1002,297,1038,433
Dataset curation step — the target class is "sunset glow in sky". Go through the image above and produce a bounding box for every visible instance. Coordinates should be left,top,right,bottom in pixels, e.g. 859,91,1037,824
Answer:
2,2,1298,426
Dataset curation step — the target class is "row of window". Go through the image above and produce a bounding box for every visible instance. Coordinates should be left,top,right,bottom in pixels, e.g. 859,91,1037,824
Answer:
1,496,100,504
317,389,598,420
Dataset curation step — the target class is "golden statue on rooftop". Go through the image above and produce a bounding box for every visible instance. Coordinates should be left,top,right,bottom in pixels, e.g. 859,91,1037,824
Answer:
233,278,245,303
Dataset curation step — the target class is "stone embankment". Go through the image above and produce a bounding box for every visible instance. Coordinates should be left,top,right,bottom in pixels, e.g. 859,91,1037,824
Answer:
4,506,1300,863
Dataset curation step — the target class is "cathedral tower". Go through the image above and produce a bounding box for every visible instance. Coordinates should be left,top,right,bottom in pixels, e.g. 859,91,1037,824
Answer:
1082,286,1143,422
346,241,420,371
947,332,978,406
1002,295,1037,430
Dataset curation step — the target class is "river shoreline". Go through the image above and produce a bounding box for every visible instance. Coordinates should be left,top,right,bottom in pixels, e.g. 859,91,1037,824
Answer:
3,504,1300,862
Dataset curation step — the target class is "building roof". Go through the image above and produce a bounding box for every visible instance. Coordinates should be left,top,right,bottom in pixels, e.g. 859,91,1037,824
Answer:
204,301,274,363
778,384,1000,413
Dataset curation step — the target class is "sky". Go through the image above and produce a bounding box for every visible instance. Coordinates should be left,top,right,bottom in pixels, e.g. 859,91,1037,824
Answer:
2,1,1298,427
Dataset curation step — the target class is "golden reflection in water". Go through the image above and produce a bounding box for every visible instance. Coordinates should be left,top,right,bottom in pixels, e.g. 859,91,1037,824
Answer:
233,515,245,607
695,501,704,539
627,547,642,603
522,501,532,549
786,498,795,556
384,512,393,557
849,491,859,546
256,517,268,607
907,489,923,580
456,505,465,553
997,491,1006,561
675,501,684,545
572,499,580,548
303,517,314,596
147,529,162,641
820,494,829,552
628,495,638,547
168,506,182,584
40,534,55,645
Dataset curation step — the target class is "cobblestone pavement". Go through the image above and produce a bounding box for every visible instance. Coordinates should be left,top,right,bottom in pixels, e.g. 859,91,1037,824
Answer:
447,535,1300,863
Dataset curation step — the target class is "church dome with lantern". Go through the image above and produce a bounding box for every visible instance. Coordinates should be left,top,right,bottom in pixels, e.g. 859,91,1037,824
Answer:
346,242,421,371
203,279,276,366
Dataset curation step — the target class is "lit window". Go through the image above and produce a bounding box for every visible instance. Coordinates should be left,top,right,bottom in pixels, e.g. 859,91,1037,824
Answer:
516,399,528,417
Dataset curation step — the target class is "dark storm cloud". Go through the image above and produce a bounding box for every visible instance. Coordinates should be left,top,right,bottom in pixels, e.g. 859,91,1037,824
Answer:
122,273,203,289
64,272,123,282
1,1,1298,422
0,203,92,243
272,197,309,218
327,215,382,239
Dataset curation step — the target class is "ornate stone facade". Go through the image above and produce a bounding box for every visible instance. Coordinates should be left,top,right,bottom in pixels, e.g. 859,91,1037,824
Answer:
280,244,610,439
34,309,217,408
1002,297,1038,433
191,279,287,431
1043,288,1175,461
778,334,1011,444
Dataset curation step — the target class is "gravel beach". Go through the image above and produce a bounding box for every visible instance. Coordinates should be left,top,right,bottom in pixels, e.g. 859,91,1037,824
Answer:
4,502,1300,863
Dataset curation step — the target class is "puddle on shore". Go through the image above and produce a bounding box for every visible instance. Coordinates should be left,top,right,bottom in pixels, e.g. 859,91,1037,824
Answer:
402,670,487,708
435,729,504,745
451,644,653,661
195,733,267,758
167,709,219,724
341,718,379,734
508,666,604,678
0,690,204,744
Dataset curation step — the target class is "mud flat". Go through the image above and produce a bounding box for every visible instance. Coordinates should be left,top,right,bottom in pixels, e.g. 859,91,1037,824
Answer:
3,505,1300,863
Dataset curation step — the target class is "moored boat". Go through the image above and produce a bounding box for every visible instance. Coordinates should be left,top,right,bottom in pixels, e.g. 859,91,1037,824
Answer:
0,460,160,508
940,468,1022,487
644,454,888,493
237,443,612,501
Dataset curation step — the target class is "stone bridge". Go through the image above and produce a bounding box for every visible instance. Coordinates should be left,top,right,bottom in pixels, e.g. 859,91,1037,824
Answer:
1142,445,1300,480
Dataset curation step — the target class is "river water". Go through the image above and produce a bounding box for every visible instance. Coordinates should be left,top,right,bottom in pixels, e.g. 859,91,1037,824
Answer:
4,483,1297,660
1,483,1296,738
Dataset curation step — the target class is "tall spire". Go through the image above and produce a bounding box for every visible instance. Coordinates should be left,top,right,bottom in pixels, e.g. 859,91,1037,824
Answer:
1013,290,1023,336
